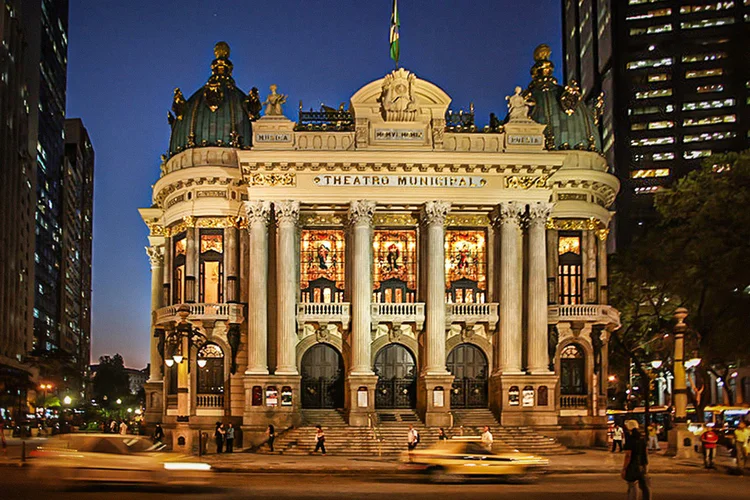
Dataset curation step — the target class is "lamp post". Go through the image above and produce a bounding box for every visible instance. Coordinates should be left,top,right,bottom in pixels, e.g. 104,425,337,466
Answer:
164,305,207,421
668,307,695,458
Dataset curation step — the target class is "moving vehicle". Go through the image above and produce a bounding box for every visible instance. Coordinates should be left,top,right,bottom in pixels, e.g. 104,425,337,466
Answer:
29,433,211,487
400,437,548,482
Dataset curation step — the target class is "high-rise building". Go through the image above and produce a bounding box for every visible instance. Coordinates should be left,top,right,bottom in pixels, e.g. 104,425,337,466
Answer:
562,0,750,246
33,0,69,353
62,118,94,379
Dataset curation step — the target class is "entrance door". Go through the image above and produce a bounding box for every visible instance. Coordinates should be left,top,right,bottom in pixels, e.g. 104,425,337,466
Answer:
301,344,344,408
374,344,416,409
560,344,586,395
447,344,488,408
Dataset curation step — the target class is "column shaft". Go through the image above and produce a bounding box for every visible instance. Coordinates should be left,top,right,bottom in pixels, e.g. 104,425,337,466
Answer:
597,229,609,304
349,201,376,375
225,226,239,303
527,202,552,373
163,236,172,305
275,201,299,375
423,201,450,374
185,226,196,303
147,246,164,381
546,228,558,304
245,201,271,375
497,202,524,374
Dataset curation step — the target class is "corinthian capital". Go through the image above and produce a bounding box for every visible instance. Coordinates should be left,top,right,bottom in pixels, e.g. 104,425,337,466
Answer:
528,201,554,227
348,200,376,226
243,200,272,227
493,201,525,227
145,246,163,269
422,201,451,226
275,200,300,226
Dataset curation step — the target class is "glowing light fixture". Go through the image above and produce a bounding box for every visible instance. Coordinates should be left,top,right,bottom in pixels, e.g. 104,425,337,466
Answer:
165,358,174,367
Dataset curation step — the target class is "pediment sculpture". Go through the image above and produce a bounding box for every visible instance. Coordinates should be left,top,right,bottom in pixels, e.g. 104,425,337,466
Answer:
378,68,418,121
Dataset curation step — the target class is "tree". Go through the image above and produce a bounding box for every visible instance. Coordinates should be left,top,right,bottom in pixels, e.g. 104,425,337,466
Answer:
92,354,130,408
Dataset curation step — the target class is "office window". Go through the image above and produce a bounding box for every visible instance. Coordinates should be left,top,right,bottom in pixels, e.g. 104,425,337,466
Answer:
652,152,675,161
697,84,724,93
634,186,662,195
685,68,723,79
631,120,674,131
683,114,735,127
681,52,727,63
680,2,735,14
683,131,736,143
648,73,670,82
631,169,670,179
631,137,675,147
630,23,673,35
627,8,671,20
635,89,673,99
681,17,735,29
682,98,735,111
627,57,673,70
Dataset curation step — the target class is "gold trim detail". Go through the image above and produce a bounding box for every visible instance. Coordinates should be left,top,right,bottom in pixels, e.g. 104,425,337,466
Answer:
372,213,418,227
546,217,602,231
146,222,165,236
300,213,344,227
248,172,296,187
505,175,548,189
445,214,490,227
596,228,610,241
165,216,240,236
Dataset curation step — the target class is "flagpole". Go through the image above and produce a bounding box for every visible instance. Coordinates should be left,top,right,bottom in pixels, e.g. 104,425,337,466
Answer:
390,0,400,69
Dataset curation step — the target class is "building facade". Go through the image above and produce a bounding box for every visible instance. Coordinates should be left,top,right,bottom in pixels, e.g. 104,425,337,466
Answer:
562,0,750,246
141,43,620,449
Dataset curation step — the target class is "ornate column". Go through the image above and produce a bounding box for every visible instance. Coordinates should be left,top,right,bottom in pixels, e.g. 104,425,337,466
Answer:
348,200,376,375
527,202,553,374
583,229,597,303
546,227,558,304
496,201,525,374
163,235,172,306
244,200,271,375
596,228,609,304
422,201,451,375
146,246,164,381
275,201,299,375
225,225,239,303
185,225,197,303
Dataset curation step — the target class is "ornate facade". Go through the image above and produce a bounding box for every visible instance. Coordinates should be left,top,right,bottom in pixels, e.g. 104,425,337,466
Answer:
140,42,620,450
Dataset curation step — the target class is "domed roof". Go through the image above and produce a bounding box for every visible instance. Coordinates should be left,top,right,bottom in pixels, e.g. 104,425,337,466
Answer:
166,42,260,157
520,44,603,152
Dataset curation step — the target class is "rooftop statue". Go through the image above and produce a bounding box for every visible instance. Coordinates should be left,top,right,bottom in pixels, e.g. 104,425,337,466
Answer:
263,84,288,116
246,87,262,120
506,86,535,122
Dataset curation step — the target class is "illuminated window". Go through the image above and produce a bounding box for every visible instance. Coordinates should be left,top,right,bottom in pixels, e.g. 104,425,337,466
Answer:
631,168,670,178
682,98,735,111
634,186,662,194
631,120,674,131
627,57,673,70
174,237,186,256
652,152,675,161
558,236,581,255
680,2,735,14
697,84,724,93
630,106,660,115
630,23,673,35
683,131,737,143
445,230,487,303
626,8,671,20
685,68,723,79
200,234,223,254
629,0,669,4
373,230,417,303
683,114,735,126
631,136,675,147
684,150,712,160
199,231,223,303
681,52,727,63
172,235,187,304
558,234,582,305
648,73,670,82
635,89,672,99
681,17,735,29
300,229,346,303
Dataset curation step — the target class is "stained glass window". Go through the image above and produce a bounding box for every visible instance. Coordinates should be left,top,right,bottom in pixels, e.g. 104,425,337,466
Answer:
300,229,345,302
558,236,581,255
200,234,223,254
174,236,186,256
373,230,417,303
445,230,487,303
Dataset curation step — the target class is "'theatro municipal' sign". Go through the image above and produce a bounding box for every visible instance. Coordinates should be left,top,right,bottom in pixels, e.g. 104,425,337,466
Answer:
313,174,487,188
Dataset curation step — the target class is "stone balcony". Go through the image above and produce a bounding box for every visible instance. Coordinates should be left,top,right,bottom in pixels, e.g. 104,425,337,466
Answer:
371,302,426,332
446,302,500,331
547,304,621,327
296,302,351,331
154,303,245,326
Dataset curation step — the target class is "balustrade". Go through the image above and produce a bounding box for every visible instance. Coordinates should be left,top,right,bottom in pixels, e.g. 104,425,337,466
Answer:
296,302,351,331
445,302,499,330
154,303,245,325
196,394,224,408
548,304,620,327
559,394,589,409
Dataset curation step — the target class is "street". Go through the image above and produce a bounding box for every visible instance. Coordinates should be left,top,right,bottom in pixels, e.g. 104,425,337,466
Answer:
3,471,749,499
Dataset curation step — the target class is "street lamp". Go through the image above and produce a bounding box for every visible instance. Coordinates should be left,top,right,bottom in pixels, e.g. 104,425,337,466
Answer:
63,395,72,406
116,398,122,405
163,304,208,369
651,360,663,370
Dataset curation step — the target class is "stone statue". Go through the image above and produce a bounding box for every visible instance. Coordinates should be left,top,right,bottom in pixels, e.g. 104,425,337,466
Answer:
246,87,262,120
263,84,287,116
506,86,534,121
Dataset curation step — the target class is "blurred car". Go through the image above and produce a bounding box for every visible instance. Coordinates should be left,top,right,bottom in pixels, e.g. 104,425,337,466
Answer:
29,433,211,487
400,437,549,482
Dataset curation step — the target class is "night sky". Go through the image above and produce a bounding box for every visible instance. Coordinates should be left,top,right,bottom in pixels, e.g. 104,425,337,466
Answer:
66,0,563,368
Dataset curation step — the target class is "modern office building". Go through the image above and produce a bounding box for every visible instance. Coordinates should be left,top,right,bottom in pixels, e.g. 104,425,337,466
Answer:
562,0,750,246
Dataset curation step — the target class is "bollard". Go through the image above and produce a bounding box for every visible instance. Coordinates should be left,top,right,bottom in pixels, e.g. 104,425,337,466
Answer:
21,440,26,462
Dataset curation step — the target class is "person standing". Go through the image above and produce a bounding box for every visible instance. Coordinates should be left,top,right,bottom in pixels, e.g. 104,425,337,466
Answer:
622,420,651,500
481,426,494,452
152,423,165,444
438,428,448,441
266,424,275,452
733,421,749,469
109,419,117,433
225,423,235,453
407,425,419,457
214,422,225,453
314,425,326,455
647,423,659,452
612,424,624,452
119,421,128,435
700,427,719,468
1,420,6,456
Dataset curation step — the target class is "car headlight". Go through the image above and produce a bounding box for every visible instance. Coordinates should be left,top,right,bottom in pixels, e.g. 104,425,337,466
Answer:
164,462,212,471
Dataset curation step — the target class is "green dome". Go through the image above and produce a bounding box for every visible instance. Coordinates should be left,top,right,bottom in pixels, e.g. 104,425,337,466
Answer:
167,42,260,157
520,44,603,152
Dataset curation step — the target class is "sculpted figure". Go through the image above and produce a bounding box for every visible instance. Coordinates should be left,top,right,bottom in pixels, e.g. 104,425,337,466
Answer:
263,84,287,116
506,86,534,121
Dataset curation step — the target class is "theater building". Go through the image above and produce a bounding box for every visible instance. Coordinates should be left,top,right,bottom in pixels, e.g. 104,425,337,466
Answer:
140,42,620,449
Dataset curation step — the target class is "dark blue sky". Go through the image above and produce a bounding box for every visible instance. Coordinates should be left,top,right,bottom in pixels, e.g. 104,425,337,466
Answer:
67,0,563,368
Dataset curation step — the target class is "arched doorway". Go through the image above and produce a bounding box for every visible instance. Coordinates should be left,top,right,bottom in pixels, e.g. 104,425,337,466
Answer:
374,344,416,409
560,344,586,395
301,344,344,408
447,344,488,408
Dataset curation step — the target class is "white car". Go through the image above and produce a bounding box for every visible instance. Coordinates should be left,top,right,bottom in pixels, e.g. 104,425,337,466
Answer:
29,433,211,487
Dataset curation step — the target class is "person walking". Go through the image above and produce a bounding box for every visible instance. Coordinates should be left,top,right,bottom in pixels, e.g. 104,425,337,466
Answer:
152,423,165,444
481,426,494,452
407,425,419,458
612,424,624,452
314,425,326,455
214,422,225,454
647,423,659,452
266,424,275,452
225,423,235,453
438,428,448,441
700,427,719,468
109,419,117,433
733,421,749,469
622,420,651,500
119,421,128,435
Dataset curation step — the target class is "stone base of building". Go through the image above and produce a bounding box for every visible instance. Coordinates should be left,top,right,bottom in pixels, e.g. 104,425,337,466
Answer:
417,373,455,427
241,373,302,428
555,415,608,448
346,373,379,426
490,372,559,427
143,381,164,425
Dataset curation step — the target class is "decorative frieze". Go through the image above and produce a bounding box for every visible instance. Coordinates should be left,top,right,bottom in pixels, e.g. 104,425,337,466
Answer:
372,213,418,227
557,193,588,202
247,172,296,187
505,175,549,189
445,214,490,227
300,213,344,227
546,217,602,231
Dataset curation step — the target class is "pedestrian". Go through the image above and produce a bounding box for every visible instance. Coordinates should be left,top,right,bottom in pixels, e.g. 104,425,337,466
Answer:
612,423,624,452
733,421,749,469
214,422,225,453
225,423,235,453
153,423,165,444
109,419,117,433
119,420,128,435
266,424,275,452
438,428,448,440
700,426,719,468
481,425,494,452
314,425,326,455
407,425,419,457
647,423,659,452
622,420,651,500
1,420,6,456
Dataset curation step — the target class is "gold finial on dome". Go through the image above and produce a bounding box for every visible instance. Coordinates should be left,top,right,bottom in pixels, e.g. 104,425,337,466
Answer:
533,44,552,62
530,43,557,90
214,41,230,59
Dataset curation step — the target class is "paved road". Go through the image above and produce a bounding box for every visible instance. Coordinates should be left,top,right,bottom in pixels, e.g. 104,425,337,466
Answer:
4,471,749,499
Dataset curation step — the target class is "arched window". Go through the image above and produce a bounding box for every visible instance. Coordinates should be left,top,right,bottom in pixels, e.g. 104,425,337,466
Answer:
197,343,224,394
199,230,223,303
560,344,586,395
558,232,583,304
